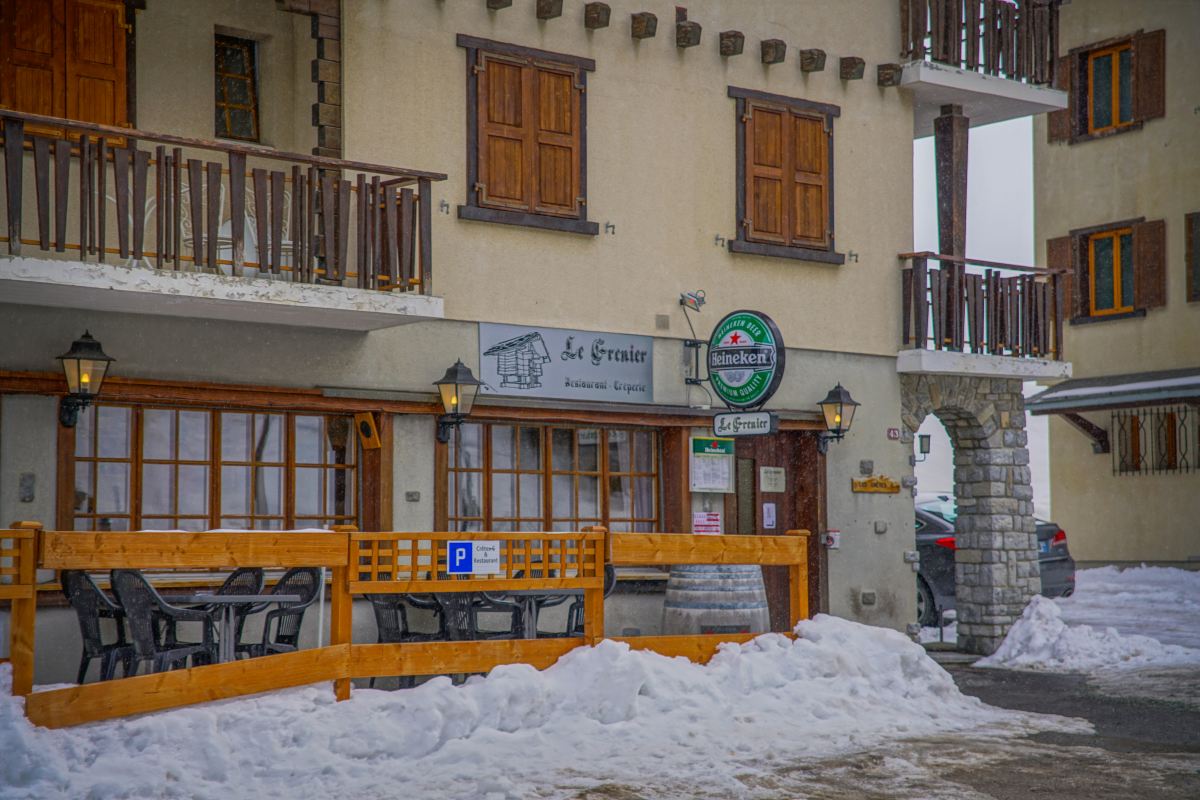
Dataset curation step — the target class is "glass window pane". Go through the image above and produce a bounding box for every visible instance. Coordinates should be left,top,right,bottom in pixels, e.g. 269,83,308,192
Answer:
551,429,574,471
457,472,483,519
634,521,654,533
492,425,516,470
492,520,515,533
215,105,228,137
328,467,354,517
96,517,129,532
519,427,542,471
179,518,208,533
1092,53,1113,130
96,462,130,513
295,416,323,464
1093,235,1115,311
1118,47,1132,124
73,517,93,532
579,475,600,519
178,465,209,516
519,473,542,520
74,462,94,513
222,413,252,462
460,520,483,533
493,472,516,519
633,431,655,473
519,521,543,533
294,519,324,531
96,406,131,458
552,474,574,519
142,463,175,516
609,521,631,533
75,406,94,457
179,411,210,462
1119,232,1134,309
577,429,600,472
220,518,251,530
226,76,251,106
223,45,247,76
254,466,283,515
141,518,173,531
296,467,322,517
255,415,284,463
143,409,175,461
457,424,483,470
607,430,630,473
634,476,656,521
221,465,251,516
607,475,630,519
253,518,282,531
447,473,456,521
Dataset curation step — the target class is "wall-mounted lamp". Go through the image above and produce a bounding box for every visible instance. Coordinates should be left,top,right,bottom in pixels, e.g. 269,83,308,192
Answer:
817,383,859,454
434,360,483,444
679,290,706,313
57,331,115,428
911,434,931,465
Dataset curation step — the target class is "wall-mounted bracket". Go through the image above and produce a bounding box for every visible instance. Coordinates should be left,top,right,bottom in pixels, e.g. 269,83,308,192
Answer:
1061,411,1110,454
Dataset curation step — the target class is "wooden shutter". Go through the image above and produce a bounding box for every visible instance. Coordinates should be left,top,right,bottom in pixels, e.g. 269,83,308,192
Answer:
1132,29,1165,122
744,102,786,245
532,64,580,218
1187,212,1198,303
1047,235,1079,318
477,53,532,213
1133,219,1166,309
791,111,828,249
1047,55,1072,143
1,0,64,118
64,0,125,127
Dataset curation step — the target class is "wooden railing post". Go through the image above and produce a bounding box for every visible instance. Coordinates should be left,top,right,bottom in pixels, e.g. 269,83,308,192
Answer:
7,521,43,697
785,529,809,631
330,525,357,701
583,527,607,646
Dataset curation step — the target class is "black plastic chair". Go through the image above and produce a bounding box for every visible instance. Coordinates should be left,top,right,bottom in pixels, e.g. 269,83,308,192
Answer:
164,567,264,649
435,592,524,641
237,568,321,659
60,570,136,683
560,564,617,638
111,569,218,674
365,594,441,688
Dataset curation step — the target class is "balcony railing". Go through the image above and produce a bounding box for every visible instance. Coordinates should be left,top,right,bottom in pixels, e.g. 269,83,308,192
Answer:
900,0,1060,86
900,252,1067,361
1,111,446,294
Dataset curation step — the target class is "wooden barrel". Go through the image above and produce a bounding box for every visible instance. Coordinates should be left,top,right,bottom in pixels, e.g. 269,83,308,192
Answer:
661,564,770,635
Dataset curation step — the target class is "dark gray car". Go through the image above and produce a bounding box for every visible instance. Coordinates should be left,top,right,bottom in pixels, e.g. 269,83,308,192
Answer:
916,494,1075,628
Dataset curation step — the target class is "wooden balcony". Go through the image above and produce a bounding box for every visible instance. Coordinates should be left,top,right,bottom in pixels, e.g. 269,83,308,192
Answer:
0,111,447,329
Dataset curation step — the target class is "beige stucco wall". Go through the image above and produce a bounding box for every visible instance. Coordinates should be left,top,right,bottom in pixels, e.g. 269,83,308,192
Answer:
342,0,913,357
1032,0,1200,564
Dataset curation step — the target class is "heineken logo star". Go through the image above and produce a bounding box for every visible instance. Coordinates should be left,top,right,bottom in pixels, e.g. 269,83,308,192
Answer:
728,332,743,344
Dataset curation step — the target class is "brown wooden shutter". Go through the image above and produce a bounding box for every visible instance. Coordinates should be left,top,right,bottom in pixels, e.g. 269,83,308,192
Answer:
1132,29,1165,122
791,111,828,249
1047,55,1072,143
532,65,580,218
64,0,126,127
744,102,786,245
477,53,533,213
1133,219,1166,309
1,0,64,118
1047,235,1078,318
1187,212,1198,303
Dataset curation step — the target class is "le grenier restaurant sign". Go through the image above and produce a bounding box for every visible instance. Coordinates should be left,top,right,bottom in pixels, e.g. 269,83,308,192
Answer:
479,322,654,403
707,310,785,409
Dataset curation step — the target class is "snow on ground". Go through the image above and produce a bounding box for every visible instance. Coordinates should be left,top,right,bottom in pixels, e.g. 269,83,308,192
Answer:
1055,565,1200,650
0,615,1084,800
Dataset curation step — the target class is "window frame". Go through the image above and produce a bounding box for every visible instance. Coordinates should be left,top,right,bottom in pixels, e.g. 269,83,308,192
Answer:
727,86,844,265
1086,42,1133,135
1060,217,1161,325
1087,226,1134,316
214,33,261,143
1052,29,1165,146
456,34,599,236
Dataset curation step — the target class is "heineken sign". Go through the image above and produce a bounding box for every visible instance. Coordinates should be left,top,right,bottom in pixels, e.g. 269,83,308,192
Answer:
707,310,785,409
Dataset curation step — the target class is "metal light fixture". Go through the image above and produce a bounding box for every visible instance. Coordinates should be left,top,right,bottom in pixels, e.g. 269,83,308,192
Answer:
434,360,483,444
57,331,115,428
912,434,932,464
817,383,859,454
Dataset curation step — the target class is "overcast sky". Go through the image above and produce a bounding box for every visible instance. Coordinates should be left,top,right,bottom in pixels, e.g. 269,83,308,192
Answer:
911,116,1053,518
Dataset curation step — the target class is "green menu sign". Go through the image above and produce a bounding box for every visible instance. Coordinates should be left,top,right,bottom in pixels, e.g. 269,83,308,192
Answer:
706,310,785,409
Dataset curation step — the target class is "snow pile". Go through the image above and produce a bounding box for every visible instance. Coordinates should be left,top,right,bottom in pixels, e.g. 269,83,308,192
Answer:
918,621,957,644
978,594,1200,673
0,615,1077,800
1056,565,1200,650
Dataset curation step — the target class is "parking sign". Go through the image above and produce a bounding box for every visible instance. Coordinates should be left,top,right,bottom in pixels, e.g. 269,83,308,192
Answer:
446,541,503,575
447,541,473,574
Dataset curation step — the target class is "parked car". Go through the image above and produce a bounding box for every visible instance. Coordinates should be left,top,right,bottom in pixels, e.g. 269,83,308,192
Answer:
915,494,1075,628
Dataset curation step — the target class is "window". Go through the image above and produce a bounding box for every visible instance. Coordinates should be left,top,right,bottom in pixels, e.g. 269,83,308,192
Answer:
72,404,359,531
457,35,598,235
1047,29,1164,144
728,87,843,265
1187,212,1199,303
214,35,259,142
0,0,128,134
445,423,658,533
1113,406,1194,476
1047,219,1165,323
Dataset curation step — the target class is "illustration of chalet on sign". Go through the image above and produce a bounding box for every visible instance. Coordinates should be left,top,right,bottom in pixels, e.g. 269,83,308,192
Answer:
484,333,552,390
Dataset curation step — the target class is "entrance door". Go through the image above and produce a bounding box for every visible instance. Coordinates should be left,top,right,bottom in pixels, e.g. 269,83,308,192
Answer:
724,431,823,631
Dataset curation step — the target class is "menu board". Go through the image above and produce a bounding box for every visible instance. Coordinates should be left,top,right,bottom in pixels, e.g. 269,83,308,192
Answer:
689,437,734,493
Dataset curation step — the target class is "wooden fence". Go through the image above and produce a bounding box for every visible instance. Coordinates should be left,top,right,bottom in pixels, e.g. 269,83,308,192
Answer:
2,523,809,729
0,110,445,293
901,252,1067,360
900,0,1060,85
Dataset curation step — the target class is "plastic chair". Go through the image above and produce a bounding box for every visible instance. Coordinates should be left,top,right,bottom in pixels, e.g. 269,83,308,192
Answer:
60,570,136,683
111,569,218,674
435,592,524,641
560,564,617,638
237,568,321,659
365,594,441,688
165,567,265,648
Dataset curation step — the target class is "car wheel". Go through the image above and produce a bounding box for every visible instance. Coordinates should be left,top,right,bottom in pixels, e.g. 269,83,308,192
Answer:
916,578,939,628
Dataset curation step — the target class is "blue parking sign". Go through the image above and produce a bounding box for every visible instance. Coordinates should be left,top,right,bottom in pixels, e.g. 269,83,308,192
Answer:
447,541,472,574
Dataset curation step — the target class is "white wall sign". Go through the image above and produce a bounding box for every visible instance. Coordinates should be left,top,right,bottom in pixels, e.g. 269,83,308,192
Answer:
446,540,504,575
763,502,776,529
759,466,786,494
479,323,654,403
689,437,735,493
713,411,778,437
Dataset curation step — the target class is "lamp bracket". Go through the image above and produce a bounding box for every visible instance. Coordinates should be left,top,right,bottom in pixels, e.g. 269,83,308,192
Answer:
817,431,843,456
436,414,465,444
59,394,92,428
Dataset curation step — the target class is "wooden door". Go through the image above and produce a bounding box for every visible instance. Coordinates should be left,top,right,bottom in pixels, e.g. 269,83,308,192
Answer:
725,431,824,631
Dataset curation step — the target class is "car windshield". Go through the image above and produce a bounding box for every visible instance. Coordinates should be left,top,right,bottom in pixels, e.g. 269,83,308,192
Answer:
917,496,957,523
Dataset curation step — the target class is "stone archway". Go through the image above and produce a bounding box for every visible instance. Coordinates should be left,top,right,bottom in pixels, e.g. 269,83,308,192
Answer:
900,374,1042,655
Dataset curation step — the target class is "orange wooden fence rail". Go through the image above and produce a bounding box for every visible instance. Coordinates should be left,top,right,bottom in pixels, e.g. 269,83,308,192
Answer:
6,523,809,729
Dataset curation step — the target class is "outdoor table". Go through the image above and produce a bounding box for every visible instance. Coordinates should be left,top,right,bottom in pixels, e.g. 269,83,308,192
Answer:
496,589,584,639
174,594,301,663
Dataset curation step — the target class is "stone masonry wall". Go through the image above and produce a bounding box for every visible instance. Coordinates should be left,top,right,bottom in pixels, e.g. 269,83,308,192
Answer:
900,374,1042,655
